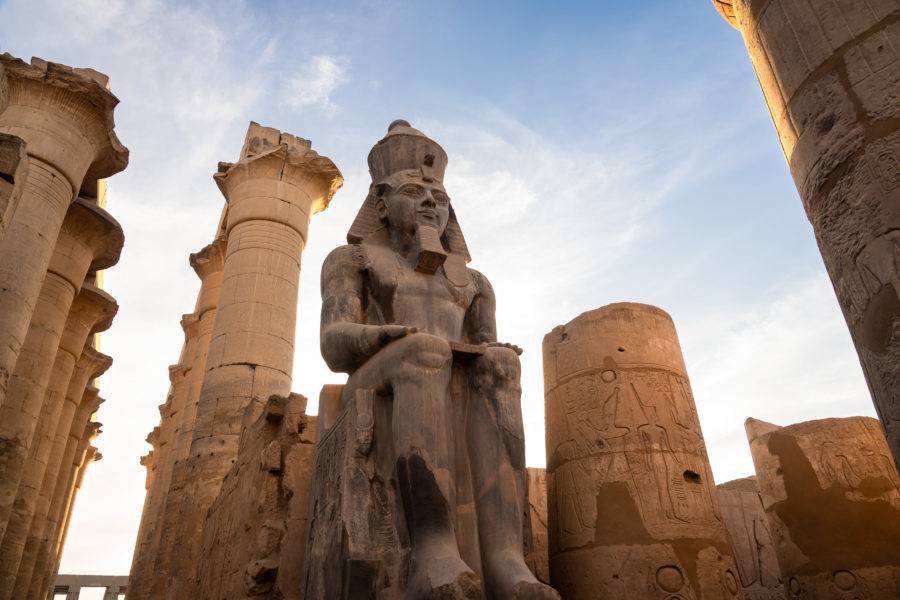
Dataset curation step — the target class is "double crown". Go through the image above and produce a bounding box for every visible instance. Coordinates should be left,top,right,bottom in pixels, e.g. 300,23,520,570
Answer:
367,120,448,184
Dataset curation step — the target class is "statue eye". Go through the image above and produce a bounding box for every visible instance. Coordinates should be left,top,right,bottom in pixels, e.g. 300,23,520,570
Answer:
432,192,449,203
399,185,421,196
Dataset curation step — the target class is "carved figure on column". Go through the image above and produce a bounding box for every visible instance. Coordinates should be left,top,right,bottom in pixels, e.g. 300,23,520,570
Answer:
311,120,558,599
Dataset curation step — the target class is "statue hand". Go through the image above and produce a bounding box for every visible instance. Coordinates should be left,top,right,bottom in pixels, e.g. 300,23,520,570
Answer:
378,325,421,346
486,341,523,356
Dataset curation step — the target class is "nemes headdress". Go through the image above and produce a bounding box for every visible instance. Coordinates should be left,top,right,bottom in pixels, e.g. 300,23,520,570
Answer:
347,120,470,264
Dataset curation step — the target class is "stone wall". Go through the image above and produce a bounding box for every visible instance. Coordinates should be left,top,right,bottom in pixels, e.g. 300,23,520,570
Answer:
194,393,316,600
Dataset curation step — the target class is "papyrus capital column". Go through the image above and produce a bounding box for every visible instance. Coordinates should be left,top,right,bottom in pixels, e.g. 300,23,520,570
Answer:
0,54,127,404
0,198,121,569
713,1,900,470
543,303,742,599
19,285,116,598
166,124,341,597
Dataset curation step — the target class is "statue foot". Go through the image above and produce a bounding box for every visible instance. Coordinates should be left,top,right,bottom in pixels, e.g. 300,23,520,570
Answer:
407,550,483,600
483,552,560,600
432,570,483,599
511,581,561,600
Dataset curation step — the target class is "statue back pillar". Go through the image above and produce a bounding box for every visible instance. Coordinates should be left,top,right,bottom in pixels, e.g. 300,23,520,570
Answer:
713,0,900,470
543,303,742,599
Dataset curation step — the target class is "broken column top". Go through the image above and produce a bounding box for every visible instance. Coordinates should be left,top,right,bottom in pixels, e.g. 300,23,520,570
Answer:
214,121,343,216
543,302,688,380
0,53,128,182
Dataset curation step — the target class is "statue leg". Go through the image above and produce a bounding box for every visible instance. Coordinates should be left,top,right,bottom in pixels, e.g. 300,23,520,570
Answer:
468,347,560,600
376,334,483,600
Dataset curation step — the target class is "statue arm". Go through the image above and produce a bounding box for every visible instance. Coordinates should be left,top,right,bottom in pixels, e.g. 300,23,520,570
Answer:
464,269,523,354
464,269,499,345
320,245,417,373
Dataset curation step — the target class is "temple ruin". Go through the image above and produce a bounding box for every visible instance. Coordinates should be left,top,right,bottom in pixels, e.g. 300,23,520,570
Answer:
0,1,899,598
0,53,127,599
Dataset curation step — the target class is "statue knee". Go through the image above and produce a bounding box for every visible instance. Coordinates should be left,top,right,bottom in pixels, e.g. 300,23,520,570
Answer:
473,346,521,391
391,333,452,376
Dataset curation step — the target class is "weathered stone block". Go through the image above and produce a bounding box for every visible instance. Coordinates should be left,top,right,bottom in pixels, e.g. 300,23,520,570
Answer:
746,416,900,599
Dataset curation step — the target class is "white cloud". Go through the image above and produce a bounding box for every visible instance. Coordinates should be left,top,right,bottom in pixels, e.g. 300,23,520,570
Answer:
285,55,349,114
682,273,874,483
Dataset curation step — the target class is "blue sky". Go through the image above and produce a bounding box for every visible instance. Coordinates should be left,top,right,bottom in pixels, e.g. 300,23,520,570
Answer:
0,0,875,576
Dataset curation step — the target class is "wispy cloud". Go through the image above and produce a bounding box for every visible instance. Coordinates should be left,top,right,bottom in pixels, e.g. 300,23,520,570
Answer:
285,55,350,114
682,273,874,482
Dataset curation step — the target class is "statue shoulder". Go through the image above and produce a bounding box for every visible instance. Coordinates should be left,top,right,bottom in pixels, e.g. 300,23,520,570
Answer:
323,244,368,274
467,267,495,297
321,245,370,289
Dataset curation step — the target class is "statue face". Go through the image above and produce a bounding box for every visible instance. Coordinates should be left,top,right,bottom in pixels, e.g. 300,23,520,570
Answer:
381,180,450,237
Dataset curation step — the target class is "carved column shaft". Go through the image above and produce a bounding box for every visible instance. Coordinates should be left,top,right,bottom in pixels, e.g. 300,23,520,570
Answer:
166,123,340,597
0,54,126,409
127,428,161,600
148,239,225,599
0,198,121,595
14,286,116,598
746,416,900,598
714,0,900,468
49,434,101,591
543,303,742,599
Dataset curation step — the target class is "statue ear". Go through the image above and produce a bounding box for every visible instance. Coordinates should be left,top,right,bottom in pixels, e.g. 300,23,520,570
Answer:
374,183,390,223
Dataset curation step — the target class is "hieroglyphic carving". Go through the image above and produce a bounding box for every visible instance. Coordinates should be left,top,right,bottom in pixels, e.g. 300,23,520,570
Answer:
717,478,783,600
746,416,900,599
544,303,742,599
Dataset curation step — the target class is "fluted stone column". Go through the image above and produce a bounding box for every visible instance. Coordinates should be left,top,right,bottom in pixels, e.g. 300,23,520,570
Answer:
543,303,743,599
746,416,900,598
148,238,225,599
0,54,127,407
0,198,122,573
713,1,900,469
19,286,117,598
166,123,341,597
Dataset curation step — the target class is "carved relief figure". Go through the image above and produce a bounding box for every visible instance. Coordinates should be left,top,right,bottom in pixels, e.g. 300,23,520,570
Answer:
319,120,558,599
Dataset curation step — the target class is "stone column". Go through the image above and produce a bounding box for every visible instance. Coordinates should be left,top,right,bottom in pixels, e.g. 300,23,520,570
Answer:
18,287,116,598
127,428,160,600
37,376,108,595
149,238,226,599
746,416,900,598
543,303,743,599
0,132,27,237
166,123,340,597
713,1,900,468
0,54,127,406
0,197,122,557
717,477,783,599
127,366,184,600
51,436,101,587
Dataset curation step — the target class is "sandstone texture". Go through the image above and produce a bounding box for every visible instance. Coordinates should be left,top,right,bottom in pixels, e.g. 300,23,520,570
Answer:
717,477,783,600
304,121,558,599
127,122,340,600
714,0,900,471
543,303,743,599
746,416,900,599
0,52,124,600
194,393,316,600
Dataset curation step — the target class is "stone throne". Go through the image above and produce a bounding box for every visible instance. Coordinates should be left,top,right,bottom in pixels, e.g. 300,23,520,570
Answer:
302,121,554,600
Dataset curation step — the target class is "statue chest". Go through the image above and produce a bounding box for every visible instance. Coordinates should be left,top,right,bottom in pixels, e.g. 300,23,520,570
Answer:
365,259,475,337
